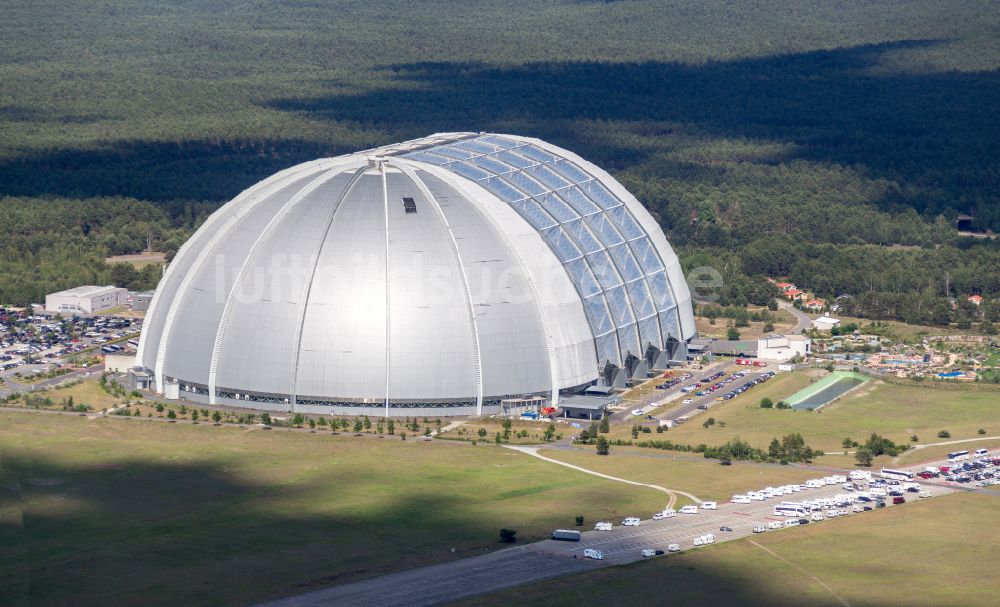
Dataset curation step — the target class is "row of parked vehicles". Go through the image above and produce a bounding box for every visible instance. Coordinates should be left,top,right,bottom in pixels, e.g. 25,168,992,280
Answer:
934,450,999,487
716,370,775,401
731,473,863,504
654,372,693,391
687,370,743,397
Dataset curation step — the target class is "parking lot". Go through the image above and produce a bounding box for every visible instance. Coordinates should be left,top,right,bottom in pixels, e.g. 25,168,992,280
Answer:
0,307,140,393
902,450,1000,491
620,361,778,427
540,471,955,564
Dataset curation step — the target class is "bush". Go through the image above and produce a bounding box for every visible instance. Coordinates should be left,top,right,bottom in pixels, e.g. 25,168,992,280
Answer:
499,528,517,543
978,428,986,435
759,397,774,409
596,436,610,455
910,435,919,442
938,430,951,439
575,516,584,527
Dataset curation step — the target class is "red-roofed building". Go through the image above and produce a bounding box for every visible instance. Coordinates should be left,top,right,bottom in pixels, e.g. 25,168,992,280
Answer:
775,282,796,292
784,289,807,301
968,295,983,306
804,298,826,311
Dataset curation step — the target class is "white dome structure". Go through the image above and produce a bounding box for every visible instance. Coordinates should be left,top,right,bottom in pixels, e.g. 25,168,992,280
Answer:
137,133,695,416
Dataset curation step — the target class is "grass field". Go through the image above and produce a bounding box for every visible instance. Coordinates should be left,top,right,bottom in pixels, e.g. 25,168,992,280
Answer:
459,492,1000,607
436,419,564,445
0,411,662,607
695,308,797,340
20,377,122,410
104,252,167,269
659,371,1000,454
539,448,820,503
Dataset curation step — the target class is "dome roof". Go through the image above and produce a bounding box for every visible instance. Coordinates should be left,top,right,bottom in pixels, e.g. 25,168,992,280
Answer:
137,133,694,415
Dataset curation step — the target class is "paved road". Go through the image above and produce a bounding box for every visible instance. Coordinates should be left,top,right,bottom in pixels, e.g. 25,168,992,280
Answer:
253,480,956,607
779,300,811,334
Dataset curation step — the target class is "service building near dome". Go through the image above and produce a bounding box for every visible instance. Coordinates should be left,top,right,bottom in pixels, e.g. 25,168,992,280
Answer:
135,133,696,416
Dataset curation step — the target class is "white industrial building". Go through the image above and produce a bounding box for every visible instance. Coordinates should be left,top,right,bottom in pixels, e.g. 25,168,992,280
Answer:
136,133,697,416
45,285,127,314
812,314,842,331
757,334,811,362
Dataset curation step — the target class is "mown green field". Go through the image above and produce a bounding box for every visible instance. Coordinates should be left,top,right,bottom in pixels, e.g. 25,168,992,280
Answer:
459,492,1000,607
659,372,1000,454
0,411,662,607
539,448,820,503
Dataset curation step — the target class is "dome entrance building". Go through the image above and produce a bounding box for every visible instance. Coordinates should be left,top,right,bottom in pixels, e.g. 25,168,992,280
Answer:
136,133,695,416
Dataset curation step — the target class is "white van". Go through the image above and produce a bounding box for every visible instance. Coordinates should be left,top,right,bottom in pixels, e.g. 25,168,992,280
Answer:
974,448,989,457
622,517,641,527
595,521,612,531
805,479,824,488
641,548,657,558
731,495,750,504
693,536,704,546
783,519,800,527
748,492,765,501
679,505,699,514
811,512,824,521
752,524,767,533
702,533,716,544
584,548,604,560
667,543,681,552
701,501,717,510
631,408,645,417
768,521,784,529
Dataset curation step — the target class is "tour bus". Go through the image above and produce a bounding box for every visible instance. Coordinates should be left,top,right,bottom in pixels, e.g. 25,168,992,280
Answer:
773,504,809,517
880,468,914,481
948,450,970,463
973,448,989,458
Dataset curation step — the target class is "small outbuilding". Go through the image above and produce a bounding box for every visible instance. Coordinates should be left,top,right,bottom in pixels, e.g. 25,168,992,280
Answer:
559,395,616,420
812,314,842,331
